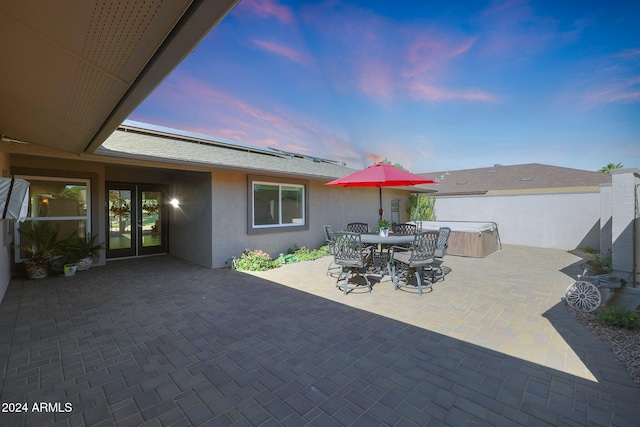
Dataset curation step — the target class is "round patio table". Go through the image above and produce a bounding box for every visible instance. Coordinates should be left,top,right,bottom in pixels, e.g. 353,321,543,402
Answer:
359,233,415,246
359,233,415,281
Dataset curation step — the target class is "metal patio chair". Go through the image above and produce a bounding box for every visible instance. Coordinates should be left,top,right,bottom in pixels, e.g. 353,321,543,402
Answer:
346,222,369,233
331,231,373,295
392,223,417,235
430,227,451,282
324,225,341,277
389,231,439,295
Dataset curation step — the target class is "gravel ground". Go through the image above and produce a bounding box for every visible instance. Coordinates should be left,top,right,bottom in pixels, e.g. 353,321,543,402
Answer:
567,306,640,389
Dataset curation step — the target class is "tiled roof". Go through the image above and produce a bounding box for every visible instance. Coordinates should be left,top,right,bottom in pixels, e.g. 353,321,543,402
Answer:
419,163,611,195
97,123,356,180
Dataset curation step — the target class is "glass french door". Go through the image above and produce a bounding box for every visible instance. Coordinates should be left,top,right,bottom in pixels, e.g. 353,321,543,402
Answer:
107,183,167,258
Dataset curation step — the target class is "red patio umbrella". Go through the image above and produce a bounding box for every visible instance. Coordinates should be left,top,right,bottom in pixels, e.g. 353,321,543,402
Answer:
326,162,437,221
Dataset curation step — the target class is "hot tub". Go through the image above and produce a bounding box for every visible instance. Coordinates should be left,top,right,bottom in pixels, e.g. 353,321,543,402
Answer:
412,221,501,258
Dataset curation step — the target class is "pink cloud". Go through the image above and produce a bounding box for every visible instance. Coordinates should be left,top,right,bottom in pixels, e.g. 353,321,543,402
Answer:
407,82,499,102
364,153,384,164
616,48,640,59
394,32,495,103
298,2,496,104
404,33,477,78
476,0,571,59
583,76,640,105
350,29,496,104
357,60,395,101
239,0,293,24
570,48,640,107
252,40,312,67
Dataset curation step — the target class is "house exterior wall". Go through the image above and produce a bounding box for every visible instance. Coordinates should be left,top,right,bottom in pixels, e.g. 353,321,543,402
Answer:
104,166,215,268
0,150,12,302
0,154,106,304
11,155,107,264
169,170,214,268
208,169,412,269
0,152,415,275
432,191,602,250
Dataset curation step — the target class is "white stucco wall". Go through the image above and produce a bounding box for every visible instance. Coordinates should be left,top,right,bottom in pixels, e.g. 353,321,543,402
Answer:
432,191,602,250
610,169,640,278
0,151,12,303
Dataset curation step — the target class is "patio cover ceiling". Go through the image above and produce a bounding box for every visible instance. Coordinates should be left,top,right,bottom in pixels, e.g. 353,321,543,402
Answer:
0,0,238,155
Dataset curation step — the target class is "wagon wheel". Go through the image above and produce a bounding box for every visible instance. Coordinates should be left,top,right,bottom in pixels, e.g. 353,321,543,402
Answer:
565,281,601,312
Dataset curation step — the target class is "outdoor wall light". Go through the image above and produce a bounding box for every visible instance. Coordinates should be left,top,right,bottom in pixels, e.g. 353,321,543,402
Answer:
170,198,180,208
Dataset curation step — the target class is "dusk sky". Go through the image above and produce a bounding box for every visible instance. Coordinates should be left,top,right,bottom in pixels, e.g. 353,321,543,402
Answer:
129,0,640,173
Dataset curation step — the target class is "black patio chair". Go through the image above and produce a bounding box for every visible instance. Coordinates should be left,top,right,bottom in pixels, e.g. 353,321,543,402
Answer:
331,231,373,295
430,227,451,282
392,223,417,234
346,222,369,233
389,231,439,295
324,225,341,277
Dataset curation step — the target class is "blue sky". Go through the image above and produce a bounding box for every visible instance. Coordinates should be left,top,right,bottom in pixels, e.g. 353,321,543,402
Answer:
129,0,640,173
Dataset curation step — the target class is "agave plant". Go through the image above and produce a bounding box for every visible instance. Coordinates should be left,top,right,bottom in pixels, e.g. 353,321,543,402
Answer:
71,233,105,259
15,221,65,264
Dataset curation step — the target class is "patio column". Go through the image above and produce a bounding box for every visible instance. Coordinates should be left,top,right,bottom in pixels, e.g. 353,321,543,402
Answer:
610,168,640,284
599,183,612,254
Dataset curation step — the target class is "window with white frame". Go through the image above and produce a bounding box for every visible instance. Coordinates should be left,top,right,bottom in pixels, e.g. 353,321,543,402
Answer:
15,176,90,261
249,177,307,232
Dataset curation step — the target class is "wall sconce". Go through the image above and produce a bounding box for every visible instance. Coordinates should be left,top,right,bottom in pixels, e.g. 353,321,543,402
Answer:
170,198,180,208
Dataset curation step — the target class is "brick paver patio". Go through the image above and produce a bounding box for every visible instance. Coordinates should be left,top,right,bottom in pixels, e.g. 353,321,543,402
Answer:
1,245,639,426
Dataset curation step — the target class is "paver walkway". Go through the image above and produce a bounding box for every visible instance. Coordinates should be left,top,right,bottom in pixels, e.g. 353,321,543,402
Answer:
1,245,639,426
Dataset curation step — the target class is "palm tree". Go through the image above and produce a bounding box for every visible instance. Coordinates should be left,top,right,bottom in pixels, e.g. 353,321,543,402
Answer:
598,163,623,173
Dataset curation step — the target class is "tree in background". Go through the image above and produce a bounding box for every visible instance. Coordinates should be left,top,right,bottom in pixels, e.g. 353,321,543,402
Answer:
379,159,433,221
599,163,623,173
381,158,406,170
406,193,436,221
378,159,434,220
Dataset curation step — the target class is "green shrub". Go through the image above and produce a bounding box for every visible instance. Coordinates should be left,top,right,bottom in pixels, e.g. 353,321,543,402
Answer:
585,252,612,275
286,245,330,262
234,245,330,271
278,253,299,264
580,246,599,254
595,306,640,330
233,249,279,271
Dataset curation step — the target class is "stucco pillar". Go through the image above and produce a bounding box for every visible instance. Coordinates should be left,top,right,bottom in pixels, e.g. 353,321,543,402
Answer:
610,168,640,282
599,184,612,254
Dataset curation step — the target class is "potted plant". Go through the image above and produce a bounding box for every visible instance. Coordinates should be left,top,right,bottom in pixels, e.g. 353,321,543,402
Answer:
72,233,104,271
15,221,64,279
49,246,81,277
378,219,390,237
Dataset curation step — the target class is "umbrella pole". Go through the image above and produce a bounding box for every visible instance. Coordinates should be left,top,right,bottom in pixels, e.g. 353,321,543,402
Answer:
378,188,383,221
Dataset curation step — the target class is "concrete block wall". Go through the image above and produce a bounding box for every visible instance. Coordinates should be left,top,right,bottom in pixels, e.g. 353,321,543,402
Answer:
432,191,602,250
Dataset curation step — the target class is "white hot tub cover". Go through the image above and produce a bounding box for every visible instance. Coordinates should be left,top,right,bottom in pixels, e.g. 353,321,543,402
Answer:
413,220,498,233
